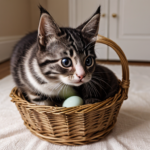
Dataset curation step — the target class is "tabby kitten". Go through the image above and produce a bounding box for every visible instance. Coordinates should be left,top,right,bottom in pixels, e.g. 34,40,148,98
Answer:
11,5,119,106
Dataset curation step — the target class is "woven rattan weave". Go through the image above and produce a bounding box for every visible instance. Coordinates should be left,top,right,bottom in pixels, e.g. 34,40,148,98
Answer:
10,35,130,145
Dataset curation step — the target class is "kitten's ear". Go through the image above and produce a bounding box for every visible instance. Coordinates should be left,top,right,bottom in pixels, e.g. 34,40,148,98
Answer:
76,6,100,40
38,5,61,46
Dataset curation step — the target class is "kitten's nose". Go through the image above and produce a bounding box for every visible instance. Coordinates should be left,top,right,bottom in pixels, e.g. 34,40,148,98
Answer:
75,65,85,80
76,74,85,80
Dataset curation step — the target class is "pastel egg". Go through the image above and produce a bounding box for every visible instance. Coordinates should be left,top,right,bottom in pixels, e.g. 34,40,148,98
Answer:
62,96,83,107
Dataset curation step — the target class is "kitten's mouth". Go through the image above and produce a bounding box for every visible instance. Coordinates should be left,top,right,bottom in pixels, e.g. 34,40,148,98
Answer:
74,80,87,86
68,80,84,86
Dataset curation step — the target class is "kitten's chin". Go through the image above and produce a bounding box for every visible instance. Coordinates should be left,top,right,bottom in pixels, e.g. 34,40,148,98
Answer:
62,81,84,87
59,75,91,87
61,80,90,87
70,82,83,87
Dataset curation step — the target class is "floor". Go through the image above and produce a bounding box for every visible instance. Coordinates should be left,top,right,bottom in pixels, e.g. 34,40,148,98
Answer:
0,59,150,79
0,60,10,79
1,64,150,150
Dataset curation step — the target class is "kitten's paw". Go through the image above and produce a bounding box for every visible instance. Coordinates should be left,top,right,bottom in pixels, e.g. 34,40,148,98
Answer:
31,100,54,106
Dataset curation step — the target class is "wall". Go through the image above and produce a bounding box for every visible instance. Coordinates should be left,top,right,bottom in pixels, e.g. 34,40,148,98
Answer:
0,0,30,36
0,0,69,62
30,0,69,29
0,0,69,36
29,0,48,31
47,0,69,27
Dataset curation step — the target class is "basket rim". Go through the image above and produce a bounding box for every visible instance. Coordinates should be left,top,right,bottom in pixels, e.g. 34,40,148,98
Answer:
10,81,125,114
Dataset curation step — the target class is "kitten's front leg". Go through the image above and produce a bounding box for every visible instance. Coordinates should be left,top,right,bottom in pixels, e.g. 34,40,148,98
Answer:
31,99,54,106
22,90,54,106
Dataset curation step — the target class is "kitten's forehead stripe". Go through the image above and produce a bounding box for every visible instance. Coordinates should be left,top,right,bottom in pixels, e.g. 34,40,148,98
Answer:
63,51,68,55
69,49,73,57
85,50,88,56
64,29,85,52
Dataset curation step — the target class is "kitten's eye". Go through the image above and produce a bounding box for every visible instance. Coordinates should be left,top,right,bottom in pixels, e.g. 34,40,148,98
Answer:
61,58,72,67
85,56,93,66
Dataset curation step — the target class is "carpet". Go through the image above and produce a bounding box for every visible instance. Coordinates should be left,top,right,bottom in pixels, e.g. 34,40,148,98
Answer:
0,65,150,150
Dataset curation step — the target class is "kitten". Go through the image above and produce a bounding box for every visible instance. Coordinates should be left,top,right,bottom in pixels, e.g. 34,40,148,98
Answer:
11,5,119,106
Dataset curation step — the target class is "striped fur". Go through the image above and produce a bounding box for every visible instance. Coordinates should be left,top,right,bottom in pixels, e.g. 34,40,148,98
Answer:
11,6,119,105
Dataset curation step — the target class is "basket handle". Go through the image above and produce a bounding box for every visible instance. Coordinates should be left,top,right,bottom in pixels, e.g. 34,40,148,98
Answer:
96,34,130,99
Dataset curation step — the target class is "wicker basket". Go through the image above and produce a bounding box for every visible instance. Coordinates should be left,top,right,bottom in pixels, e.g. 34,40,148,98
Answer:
10,35,130,146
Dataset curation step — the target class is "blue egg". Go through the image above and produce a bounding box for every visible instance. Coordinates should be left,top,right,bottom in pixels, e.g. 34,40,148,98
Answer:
62,96,83,107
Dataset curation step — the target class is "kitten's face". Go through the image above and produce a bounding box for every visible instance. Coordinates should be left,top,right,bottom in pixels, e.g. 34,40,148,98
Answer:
37,6,100,87
37,30,96,86
59,46,96,87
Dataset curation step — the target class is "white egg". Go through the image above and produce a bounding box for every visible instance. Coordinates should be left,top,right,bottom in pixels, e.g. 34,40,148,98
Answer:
62,96,83,107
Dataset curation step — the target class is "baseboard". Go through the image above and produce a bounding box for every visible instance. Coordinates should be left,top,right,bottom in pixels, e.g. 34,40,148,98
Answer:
0,35,24,63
